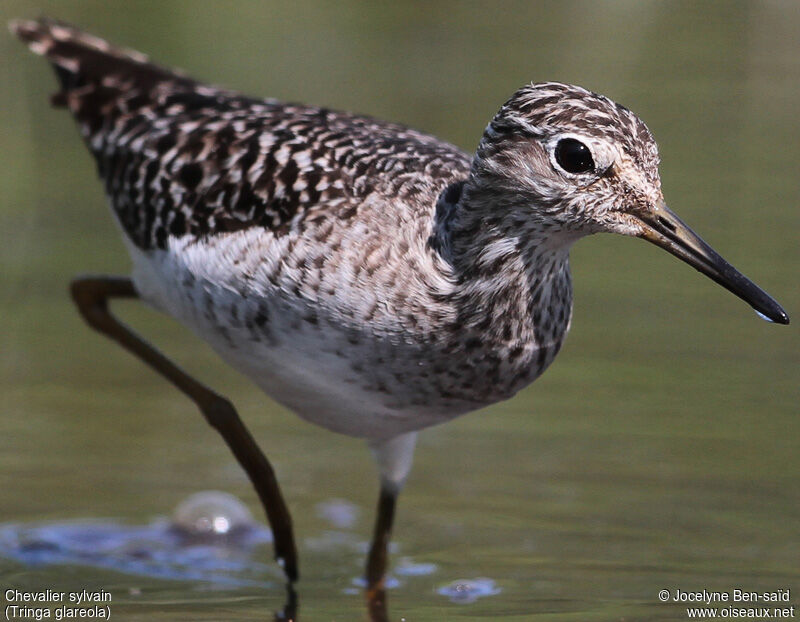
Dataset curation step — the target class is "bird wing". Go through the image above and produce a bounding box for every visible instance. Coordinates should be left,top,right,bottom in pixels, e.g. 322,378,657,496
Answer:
12,18,471,251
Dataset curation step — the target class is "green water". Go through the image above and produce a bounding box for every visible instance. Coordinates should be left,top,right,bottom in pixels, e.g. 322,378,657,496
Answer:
1,1,798,620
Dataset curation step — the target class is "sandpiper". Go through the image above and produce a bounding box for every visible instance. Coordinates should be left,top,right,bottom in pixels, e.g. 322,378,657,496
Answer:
11,18,788,595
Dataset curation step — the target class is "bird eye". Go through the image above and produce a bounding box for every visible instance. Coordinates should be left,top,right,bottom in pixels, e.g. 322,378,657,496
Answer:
554,138,594,174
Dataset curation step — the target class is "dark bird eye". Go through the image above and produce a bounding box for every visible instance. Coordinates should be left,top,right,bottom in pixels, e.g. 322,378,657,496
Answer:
554,138,594,174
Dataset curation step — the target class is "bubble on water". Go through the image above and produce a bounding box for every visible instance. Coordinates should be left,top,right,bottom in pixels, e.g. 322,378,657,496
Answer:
437,577,501,603
172,491,254,539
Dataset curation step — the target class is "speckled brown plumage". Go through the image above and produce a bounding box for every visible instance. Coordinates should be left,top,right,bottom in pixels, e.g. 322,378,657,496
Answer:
15,19,469,251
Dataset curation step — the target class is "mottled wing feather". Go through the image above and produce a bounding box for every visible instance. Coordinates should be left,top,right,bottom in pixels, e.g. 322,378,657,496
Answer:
12,18,471,250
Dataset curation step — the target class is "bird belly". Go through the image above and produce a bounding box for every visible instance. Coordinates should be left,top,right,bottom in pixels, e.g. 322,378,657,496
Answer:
123,236,486,440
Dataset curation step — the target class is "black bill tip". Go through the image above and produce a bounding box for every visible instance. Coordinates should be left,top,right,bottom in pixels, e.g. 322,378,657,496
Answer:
637,204,790,325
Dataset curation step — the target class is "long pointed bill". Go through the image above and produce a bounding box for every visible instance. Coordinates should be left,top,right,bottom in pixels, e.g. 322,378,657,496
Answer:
635,203,789,324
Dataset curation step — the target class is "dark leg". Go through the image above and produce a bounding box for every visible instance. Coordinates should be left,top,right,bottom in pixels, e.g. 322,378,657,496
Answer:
69,275,298,582
366,585,389,622
275,584,298,622
365,485,397,620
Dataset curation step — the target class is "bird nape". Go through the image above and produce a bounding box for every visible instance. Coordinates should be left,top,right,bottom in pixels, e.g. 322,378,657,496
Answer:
11,16,789,615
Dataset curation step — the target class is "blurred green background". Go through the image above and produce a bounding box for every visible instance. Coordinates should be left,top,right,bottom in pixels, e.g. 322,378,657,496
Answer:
1,1,797,620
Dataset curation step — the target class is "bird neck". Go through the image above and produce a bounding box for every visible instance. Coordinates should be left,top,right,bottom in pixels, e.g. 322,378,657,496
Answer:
435,168,580,277
430,174,577,352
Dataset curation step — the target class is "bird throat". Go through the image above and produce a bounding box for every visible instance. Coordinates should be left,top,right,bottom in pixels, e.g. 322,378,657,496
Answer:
433,184,575,397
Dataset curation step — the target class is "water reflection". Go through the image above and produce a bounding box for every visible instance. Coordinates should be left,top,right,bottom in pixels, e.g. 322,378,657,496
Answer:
314,498,360,530
0,491,298,619
394,557,438,577
437,577,502,604
0,492,476,621
0,492,274,587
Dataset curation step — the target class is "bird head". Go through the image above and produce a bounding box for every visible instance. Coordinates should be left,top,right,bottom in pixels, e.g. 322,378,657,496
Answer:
467,81,788,324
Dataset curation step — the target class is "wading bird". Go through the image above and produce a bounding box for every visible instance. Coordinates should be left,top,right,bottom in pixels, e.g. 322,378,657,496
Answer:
11,17,788,606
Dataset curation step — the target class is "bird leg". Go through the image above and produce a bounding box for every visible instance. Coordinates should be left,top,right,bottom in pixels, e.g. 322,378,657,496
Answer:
69,275,298,583
365,486,397,589
365,485,397,621
364,431,416,614
275,583,298,622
